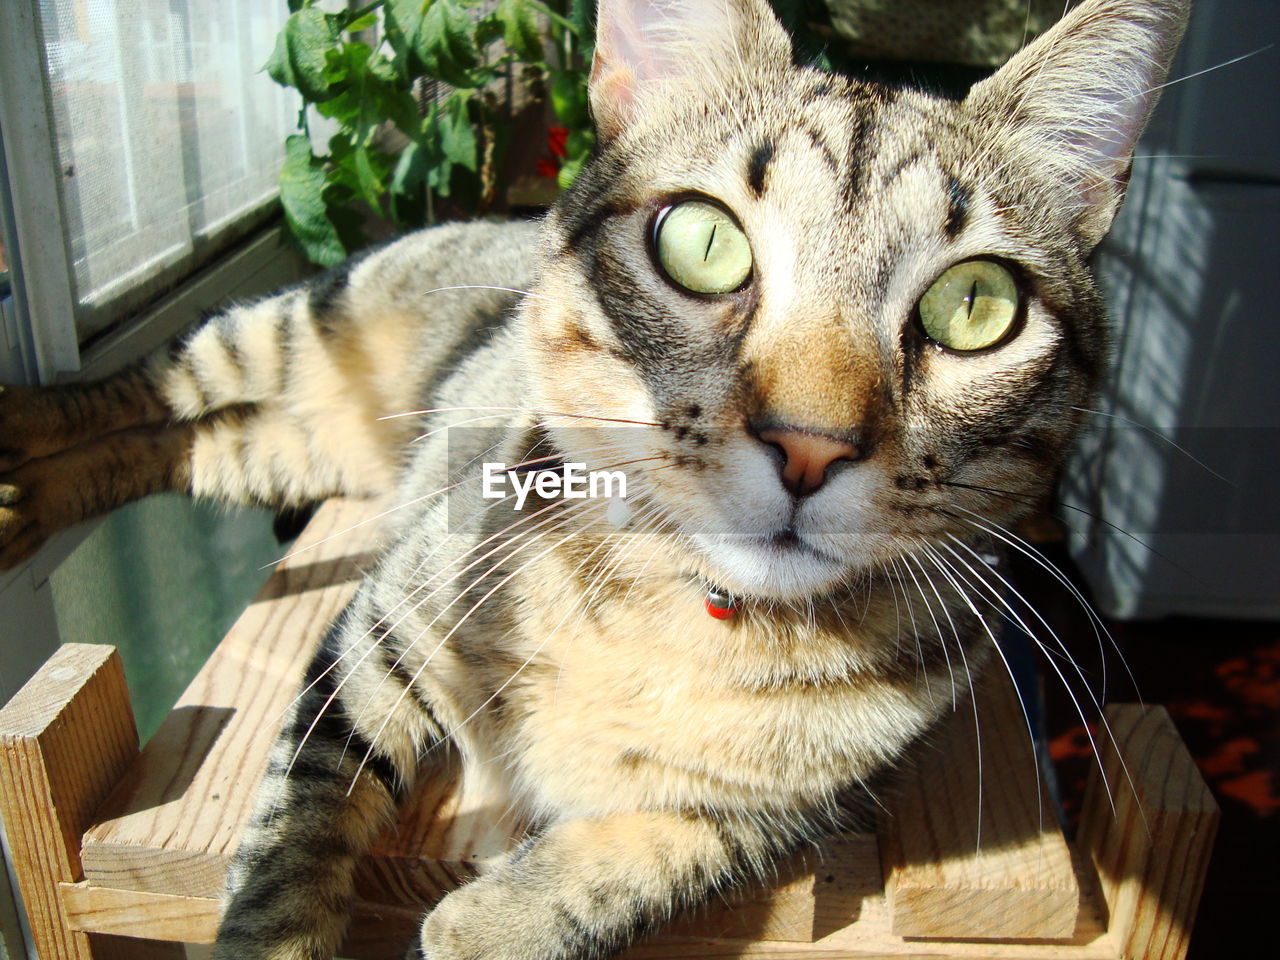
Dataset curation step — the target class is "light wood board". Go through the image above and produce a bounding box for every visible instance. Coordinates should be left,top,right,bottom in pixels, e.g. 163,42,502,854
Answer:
880,665,1080,939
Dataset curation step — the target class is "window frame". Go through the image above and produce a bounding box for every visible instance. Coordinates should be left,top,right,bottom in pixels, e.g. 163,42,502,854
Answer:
0,0,82,384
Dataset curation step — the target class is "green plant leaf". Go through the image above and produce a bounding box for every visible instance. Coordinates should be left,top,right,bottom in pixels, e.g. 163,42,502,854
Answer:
265,31,297,89
439,92,478,171
353,144,386,210
345,11,379,32
525,0,581,38
418,0,481,87
327,127,392,214
388,146,422,224
384,0,425,63
566,127,594,159
325,135,362,195
474,13,503,50
279,135,346,267
317,42,420,151
550,69,588,127
496,0,543,63
391,138,425,197
367,51,422,137
569,0,591,35
419,107,455,196
283,8,342,101
557,154,585,191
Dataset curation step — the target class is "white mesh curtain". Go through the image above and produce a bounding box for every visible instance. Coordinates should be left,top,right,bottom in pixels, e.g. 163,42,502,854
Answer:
36,0,297,336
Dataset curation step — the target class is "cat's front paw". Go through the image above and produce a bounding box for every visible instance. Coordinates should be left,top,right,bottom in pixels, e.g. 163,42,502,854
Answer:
0,460,64,569
0,447,106,569
419,878,588,960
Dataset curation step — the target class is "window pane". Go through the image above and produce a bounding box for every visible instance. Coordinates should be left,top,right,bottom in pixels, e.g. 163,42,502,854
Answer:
50,494,283,741
37,0,296,337
0,193,9,300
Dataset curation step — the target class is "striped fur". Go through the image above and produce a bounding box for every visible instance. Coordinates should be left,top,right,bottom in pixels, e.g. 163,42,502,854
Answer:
0,2,1189,958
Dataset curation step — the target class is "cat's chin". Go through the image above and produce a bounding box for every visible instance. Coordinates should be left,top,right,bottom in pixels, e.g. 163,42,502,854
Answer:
691,534,848,601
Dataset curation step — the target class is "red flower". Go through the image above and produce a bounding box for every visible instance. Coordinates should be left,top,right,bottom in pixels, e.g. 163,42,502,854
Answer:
536,156,560,179
547,126,569,159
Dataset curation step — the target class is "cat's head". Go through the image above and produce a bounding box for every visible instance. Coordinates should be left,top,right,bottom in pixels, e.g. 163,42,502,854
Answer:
522,0,1189,601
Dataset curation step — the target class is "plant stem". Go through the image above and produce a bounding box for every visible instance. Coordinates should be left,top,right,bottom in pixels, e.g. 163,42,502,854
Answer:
345,0,386,25
526,0,580,36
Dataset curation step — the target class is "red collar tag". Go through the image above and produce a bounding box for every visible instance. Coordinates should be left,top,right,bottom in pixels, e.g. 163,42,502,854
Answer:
704,588,739,620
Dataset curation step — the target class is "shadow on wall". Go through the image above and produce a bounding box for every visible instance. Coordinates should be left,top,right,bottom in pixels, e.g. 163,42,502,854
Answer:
1064,161,1280,619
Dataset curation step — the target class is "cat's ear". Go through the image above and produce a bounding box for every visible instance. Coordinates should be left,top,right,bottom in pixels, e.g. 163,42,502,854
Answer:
589,0,791,142
965,0,1190,248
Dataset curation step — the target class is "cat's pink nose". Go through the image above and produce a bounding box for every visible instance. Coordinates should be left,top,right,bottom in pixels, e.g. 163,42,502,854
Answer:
757,427,860,497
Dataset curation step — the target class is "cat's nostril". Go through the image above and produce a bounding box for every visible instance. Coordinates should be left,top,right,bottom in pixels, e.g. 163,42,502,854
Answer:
757,427,860,497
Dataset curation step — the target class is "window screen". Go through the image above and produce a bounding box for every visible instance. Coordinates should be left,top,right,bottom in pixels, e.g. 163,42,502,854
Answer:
36,0,297,338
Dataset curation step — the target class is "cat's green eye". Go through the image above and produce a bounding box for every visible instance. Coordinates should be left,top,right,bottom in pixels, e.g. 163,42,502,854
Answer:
918,260,1020,351
654,200,752,295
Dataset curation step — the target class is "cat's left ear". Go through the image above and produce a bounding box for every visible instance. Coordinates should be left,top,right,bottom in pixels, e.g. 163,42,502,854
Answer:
589,0,792,142
965,0,1191,248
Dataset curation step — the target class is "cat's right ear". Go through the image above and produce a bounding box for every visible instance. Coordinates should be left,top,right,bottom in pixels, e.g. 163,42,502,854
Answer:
589,0,791,142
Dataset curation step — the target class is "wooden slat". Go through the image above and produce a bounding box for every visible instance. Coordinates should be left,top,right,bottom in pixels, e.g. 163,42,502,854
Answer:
880,665,1080,940
629,832,1114,960
667,841,852,944
61,882,219,943
61,832,1119,960
0,643,181,960
1077,705,1218,960
356,754,525,908
72,697,1220,960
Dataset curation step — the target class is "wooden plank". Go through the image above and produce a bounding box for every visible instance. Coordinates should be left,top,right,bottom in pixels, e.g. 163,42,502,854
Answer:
1077,705,1218,960
355,754,526,909
61,832,1118,960
880,665,1080,940
629,831,1116,960
61,882,219,943
355,831,1114,960
667,842,847,944
0,643,181,960
59,887,433,952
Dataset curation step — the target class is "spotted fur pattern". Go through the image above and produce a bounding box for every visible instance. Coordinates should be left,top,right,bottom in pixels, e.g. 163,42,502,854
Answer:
0,2,1189,958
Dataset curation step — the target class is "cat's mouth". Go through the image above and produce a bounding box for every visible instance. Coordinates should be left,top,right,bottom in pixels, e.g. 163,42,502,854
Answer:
689,527,848,600
768,528,841,563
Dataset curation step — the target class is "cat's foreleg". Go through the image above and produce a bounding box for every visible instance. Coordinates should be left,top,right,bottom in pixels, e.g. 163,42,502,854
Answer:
215,597,445,960
0,368,169,472
0,364,200,566
0,272,411,567
418,809,789,960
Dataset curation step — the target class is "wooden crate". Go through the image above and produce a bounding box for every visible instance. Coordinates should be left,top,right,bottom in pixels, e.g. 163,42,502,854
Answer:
0,500,1218,959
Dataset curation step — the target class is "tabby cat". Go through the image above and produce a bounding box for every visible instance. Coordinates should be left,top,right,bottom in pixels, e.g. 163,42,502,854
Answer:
0,0,1190,957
